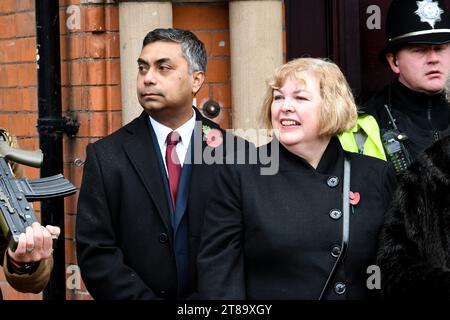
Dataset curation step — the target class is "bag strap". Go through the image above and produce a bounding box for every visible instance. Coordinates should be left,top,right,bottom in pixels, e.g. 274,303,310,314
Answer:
318,155,350,300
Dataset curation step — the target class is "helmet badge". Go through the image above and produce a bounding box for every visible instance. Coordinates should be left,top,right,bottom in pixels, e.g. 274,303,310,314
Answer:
415,0,444,28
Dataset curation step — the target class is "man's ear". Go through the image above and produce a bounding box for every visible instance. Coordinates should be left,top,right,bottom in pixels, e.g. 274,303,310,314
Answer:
386,53,400,74
192,71,205,95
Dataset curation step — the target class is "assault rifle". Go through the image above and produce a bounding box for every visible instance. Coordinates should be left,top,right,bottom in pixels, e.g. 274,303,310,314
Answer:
0,141,76,250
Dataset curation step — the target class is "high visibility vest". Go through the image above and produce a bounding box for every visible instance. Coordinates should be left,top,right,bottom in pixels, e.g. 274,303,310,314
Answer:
338,115,387,161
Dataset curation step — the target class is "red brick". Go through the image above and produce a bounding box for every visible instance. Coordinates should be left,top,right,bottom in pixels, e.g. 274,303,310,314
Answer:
59,8,68,35
212,83,231,109
0,63,37,87
105,6,119,31
65,213,76,239
0,15,15,38
65,238,76,265
17,0,34,12
0,0,16,13
65,60,120,86
173,3,228,30
216,106,231,129
0,0,34,13
67,86,101,111
194,31,212,56
0,87,36,111
61,86,69,111
62,33,120,60
14,12,36,37
34,202,41,215
21,165,40,180
0,89,18,110
211,31,230,57
21,87,37,110
62,5,118,33
63,159,84,188
59,0,81,6
0,39,18,62
17,137,39,150
2,113,38,137
63,137,93,164
205,58,230,83
0,65,9,87
17,37,36,62
83,6,105,32
86,33,119,58
76,111,106,137
0,64,16,87
0,114,8,128
17,63,37,87
64,192,79,214
107,85,122,110
195,83,210,109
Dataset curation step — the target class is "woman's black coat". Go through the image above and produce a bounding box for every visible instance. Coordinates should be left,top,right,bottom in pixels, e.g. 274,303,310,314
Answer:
198,137,397,300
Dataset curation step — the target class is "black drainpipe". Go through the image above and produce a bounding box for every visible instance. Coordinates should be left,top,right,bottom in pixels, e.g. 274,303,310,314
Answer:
35,0,79,300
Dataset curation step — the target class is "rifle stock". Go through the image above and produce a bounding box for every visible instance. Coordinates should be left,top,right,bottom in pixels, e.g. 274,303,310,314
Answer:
0,141,43,168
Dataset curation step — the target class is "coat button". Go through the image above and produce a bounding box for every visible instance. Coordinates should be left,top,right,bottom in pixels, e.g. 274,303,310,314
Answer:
327,176,340,188
331,245,341,258
329,209,342,220
334,282,346,295
159,233,168,244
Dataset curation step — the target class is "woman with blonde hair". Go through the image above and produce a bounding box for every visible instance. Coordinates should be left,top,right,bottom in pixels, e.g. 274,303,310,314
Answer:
198,58,397,300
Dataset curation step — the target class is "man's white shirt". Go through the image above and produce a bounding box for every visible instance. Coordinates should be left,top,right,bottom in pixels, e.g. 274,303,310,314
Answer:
149,109,196,175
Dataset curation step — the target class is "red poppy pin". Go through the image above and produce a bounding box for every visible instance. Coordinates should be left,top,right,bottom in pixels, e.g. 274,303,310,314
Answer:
202,125,223,148
349,191,360,206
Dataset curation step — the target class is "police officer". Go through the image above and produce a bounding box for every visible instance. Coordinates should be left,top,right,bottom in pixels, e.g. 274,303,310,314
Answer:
363,0,450,174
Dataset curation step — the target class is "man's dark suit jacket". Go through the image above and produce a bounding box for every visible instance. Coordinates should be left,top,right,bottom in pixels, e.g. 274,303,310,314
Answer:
76,108,241,299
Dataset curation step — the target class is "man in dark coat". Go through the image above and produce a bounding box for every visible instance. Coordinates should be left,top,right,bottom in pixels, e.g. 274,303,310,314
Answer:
377,134,450,299
363,0,450,174
76,28,244,300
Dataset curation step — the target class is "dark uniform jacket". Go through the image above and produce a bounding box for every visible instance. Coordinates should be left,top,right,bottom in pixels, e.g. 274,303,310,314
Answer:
76,109,246,300
377,135,450,299
0,234,53,299
364,79,450,162
198,137,397,300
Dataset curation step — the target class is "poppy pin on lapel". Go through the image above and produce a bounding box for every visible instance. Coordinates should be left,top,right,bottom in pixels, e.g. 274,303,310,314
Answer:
202,125,223,148
349,191,360,206
349,191,360,214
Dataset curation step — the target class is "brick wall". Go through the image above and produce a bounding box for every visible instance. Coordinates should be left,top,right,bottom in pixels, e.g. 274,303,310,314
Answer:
59,0,121,300
173,2,231,129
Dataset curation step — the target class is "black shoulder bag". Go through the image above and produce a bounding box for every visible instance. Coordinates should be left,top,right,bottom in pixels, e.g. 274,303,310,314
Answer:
318,156,350,300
